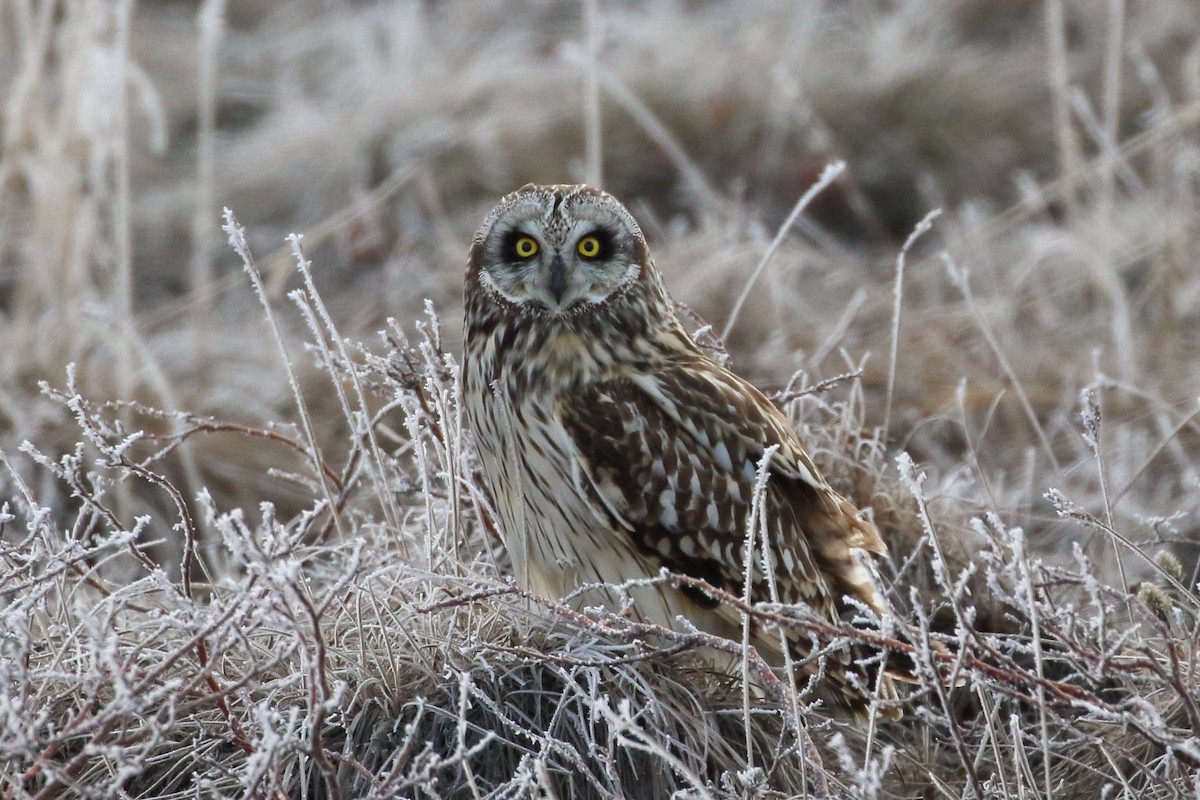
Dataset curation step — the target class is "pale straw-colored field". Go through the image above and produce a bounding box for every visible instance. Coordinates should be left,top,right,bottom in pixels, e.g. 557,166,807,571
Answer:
1,2,1198,797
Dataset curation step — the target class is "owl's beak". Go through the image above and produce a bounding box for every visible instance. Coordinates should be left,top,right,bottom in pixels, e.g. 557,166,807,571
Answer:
546,255,569,305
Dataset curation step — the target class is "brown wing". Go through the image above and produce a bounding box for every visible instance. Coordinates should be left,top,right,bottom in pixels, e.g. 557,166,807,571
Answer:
555,356,887,625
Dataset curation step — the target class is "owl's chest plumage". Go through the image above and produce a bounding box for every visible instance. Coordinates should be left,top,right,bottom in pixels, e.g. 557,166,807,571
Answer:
462,306,649,601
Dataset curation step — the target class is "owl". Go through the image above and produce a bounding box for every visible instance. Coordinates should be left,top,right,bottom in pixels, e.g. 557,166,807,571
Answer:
462,184,901,719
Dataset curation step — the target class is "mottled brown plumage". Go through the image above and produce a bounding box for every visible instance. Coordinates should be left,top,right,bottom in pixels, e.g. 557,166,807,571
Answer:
462,184,900,718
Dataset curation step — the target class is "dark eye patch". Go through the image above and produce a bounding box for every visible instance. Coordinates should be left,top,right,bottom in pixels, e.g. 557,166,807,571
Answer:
502,229,536,261
578,229,613,260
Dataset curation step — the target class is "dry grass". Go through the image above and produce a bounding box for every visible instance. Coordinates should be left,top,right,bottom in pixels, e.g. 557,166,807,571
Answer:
2,1,1199,797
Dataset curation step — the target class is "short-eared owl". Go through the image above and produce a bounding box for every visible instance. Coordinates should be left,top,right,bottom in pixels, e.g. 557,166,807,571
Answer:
463,184,899,717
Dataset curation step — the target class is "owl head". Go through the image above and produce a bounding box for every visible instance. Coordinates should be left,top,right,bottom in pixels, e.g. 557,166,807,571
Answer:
467,184,653,316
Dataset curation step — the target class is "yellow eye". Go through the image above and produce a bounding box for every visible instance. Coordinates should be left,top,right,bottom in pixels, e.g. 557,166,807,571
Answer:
514,236,539,258
577,235,602,259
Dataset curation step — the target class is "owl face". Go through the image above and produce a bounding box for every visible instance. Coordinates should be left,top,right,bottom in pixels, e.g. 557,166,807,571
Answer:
470,184,648,316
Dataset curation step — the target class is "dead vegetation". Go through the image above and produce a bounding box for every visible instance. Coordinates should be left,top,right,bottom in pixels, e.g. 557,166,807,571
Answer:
2,1,1199,797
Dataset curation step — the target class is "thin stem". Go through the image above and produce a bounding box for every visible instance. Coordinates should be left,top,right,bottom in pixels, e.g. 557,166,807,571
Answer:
722,162,846,342
880,209,941,446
